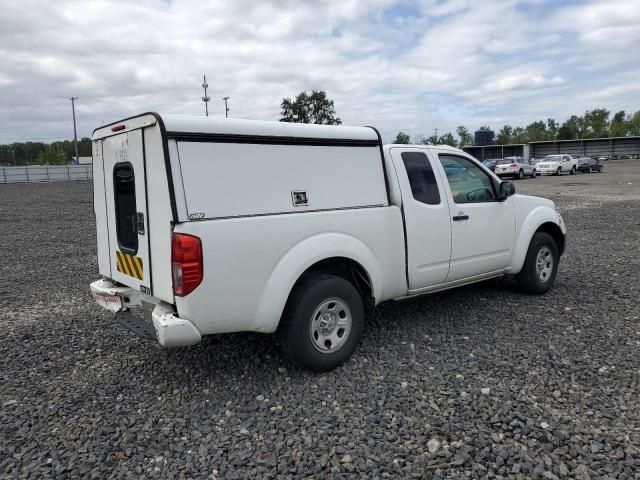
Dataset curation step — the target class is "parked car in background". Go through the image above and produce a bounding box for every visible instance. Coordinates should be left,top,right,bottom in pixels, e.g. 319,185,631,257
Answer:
598,156,609,162
482,159,500,172
577,157,604,173
494,157,536,179
536,154,577,176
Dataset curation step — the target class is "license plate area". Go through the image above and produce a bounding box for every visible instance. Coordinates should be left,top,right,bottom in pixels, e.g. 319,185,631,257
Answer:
92,291,123,312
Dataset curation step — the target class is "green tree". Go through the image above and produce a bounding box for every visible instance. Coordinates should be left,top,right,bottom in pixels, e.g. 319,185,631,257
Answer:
511,126,526,144
38,144,66,165
557,115,585,140
394,131,411,144
280,90,341,125
437,132,458,147
546,118,559,139
583,108,610,138
495,125,513,145
609,110,627,137
456,125,473,146
627,111,640,136
524,121,549,142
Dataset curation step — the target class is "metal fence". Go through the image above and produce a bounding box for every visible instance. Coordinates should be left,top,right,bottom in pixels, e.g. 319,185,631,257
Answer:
0,165,93,184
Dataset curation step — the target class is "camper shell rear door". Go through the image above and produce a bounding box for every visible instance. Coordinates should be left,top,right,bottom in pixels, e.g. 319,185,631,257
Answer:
99,128,152,294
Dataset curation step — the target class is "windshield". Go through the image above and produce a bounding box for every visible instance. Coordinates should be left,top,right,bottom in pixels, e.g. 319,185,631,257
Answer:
543,155,562,162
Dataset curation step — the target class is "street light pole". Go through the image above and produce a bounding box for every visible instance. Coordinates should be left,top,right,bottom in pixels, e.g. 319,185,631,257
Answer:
222,96,230,118
202,75,210,116
70,97,79,164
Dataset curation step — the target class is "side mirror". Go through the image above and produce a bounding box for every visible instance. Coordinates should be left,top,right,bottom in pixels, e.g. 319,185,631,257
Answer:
499,181,515,200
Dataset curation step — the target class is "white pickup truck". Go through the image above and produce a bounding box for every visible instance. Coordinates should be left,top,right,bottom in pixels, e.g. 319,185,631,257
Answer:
90,113,566,371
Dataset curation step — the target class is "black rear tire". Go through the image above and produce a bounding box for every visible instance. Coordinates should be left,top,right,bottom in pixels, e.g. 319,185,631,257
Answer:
570,166,576,175
518,169,524,179
279,274,365,371
516,232,559,294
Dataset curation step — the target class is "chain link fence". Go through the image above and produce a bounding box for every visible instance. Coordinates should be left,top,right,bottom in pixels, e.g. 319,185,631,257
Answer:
0,165,92,184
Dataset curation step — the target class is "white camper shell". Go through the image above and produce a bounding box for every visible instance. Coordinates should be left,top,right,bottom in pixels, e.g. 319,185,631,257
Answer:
91,113,566,371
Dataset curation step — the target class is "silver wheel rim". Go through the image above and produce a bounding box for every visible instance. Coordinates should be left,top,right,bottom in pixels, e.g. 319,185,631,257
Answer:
309,297,352,353
536,246,554,282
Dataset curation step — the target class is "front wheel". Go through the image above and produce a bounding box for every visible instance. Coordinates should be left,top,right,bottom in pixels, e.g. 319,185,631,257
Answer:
555,167,561,176
518,169,524,179
516,232,559,294
279,274,365,371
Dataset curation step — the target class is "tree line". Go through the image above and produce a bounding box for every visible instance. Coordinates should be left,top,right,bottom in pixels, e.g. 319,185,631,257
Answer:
3,93,639,165
278,92,640,147
395,108,640,147
0,138,92,166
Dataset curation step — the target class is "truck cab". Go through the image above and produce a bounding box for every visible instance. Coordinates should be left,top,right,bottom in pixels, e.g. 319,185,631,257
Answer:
90,114,566,371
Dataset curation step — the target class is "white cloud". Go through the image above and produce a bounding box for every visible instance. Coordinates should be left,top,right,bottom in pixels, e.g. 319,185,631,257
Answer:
0,0,638,143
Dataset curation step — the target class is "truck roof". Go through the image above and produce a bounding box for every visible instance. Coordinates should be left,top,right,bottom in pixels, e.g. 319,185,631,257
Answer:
93,112,380,143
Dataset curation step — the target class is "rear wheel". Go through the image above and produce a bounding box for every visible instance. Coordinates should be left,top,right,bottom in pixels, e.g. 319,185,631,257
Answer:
279,274,365,371
516,232,559,294
518,169,524,179
531,169,537,178
570,166,576,175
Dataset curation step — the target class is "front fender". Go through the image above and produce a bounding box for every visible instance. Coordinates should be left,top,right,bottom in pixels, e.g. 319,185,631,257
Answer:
508,205,565,274
254,233,382,333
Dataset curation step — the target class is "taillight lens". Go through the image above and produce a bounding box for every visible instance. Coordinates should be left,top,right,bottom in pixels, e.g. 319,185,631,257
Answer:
172,233,203,296
510,163,517,167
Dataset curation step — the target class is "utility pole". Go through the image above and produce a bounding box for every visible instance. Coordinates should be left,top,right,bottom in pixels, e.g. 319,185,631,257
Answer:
201,75,210,116
70,97,79,164
11,149,16,166
433,128,438,143
222,96,230,118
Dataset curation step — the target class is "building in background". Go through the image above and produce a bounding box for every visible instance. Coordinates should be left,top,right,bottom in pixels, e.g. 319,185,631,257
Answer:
474,128,495,146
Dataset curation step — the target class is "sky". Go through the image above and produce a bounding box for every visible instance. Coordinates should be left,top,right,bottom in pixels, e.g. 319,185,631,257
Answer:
1,0,639,143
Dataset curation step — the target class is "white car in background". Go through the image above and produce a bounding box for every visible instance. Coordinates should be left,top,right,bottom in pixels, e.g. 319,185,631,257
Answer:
494,157,536,179
536,154,577,176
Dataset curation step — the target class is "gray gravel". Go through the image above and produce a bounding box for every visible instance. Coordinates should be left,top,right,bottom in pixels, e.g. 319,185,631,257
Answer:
1,176,640,479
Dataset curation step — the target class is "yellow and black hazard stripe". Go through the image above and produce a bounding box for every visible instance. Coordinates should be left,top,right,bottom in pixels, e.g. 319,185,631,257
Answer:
116,251,144,280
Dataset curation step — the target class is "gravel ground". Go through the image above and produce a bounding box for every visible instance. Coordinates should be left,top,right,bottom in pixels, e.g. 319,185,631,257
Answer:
1,164,640,479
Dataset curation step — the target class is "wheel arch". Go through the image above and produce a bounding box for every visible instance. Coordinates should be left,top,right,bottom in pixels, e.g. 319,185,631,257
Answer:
254,233,381,333
508,208,566,274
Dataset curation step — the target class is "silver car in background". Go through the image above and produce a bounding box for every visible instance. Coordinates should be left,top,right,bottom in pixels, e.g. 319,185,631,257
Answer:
493,156,537,179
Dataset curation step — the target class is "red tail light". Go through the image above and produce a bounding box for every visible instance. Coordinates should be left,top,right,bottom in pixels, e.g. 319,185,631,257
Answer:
172,233,203,296
510,163,517,167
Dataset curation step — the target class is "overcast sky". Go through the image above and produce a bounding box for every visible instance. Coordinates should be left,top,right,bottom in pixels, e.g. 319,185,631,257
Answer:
1,0,639,143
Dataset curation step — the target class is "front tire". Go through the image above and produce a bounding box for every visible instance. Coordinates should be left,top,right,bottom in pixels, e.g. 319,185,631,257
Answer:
516,232,559,294
518,169,524,179
279,274,365,371
555,167,561,176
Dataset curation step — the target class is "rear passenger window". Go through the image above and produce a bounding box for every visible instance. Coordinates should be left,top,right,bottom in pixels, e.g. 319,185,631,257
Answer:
113,162,138,253
402,152,441,205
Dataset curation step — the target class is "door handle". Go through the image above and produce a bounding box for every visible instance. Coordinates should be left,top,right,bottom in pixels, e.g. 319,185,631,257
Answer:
136,212,145,235
452,215,469,221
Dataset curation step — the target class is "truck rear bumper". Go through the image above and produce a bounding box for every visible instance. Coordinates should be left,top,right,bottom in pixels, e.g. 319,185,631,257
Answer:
90,279,201,347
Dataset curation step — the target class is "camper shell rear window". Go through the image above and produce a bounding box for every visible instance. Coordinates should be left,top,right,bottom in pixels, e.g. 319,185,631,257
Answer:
113,162,138,254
